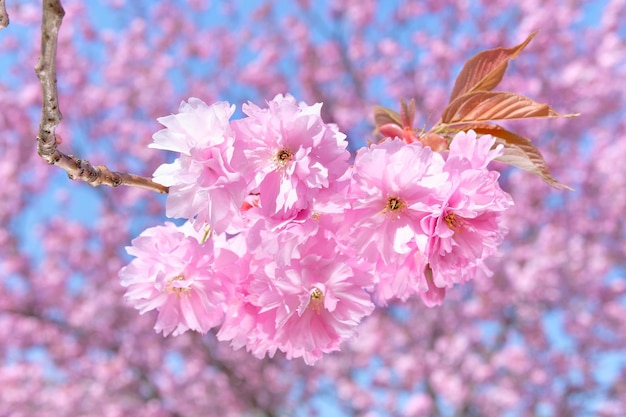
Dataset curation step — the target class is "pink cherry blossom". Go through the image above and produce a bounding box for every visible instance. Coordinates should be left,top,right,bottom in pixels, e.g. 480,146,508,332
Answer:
229,232,375,365
447,129,505,170
421,131,514,289
371,250,428,306
119,222,233,336
151,99,247,234
232,93,351,222
419,265,447,307
344,138,447,264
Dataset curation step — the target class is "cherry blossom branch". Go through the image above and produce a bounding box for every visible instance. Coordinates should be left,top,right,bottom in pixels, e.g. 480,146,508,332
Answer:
34,0,168,194
0,0,8,30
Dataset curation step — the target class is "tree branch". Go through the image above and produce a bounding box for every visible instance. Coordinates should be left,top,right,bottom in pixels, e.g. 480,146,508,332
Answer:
0,0,8,30
34,0,168,194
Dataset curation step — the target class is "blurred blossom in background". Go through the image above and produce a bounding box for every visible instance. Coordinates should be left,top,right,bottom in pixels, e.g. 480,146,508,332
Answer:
1,1,625,416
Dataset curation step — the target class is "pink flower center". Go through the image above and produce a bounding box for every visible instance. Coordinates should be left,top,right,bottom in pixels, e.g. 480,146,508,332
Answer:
308,287,324,314
165,274,191,298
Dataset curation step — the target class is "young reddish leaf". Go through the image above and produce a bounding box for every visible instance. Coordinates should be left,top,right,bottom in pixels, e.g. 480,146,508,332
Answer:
456,123,572,189
448,31,537,103
400,99,416,128
441,91,577,125
373,105,402,130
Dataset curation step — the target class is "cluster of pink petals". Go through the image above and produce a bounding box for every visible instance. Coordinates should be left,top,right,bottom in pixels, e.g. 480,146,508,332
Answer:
218,231,374,365
119,222,236,336
233,94,351,224
423,131,513,291
150,99,246,234
119,95,513,364
343,132,512,307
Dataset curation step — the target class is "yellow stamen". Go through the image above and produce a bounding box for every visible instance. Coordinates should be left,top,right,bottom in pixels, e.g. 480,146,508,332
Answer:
444,212,464,233
383,196,405,219
201,226,212,244
389,197,402,210
165,275,191,298
308,287,324,313
274,148,293,167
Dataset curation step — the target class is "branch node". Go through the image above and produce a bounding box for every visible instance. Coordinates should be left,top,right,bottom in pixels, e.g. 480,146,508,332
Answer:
110,173,123,187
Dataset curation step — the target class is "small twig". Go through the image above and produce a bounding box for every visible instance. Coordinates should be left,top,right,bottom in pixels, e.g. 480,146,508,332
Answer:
34,0,168,194
0,0,9,30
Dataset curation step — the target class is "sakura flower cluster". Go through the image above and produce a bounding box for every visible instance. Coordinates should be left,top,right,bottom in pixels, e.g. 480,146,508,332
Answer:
119,94,513,364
